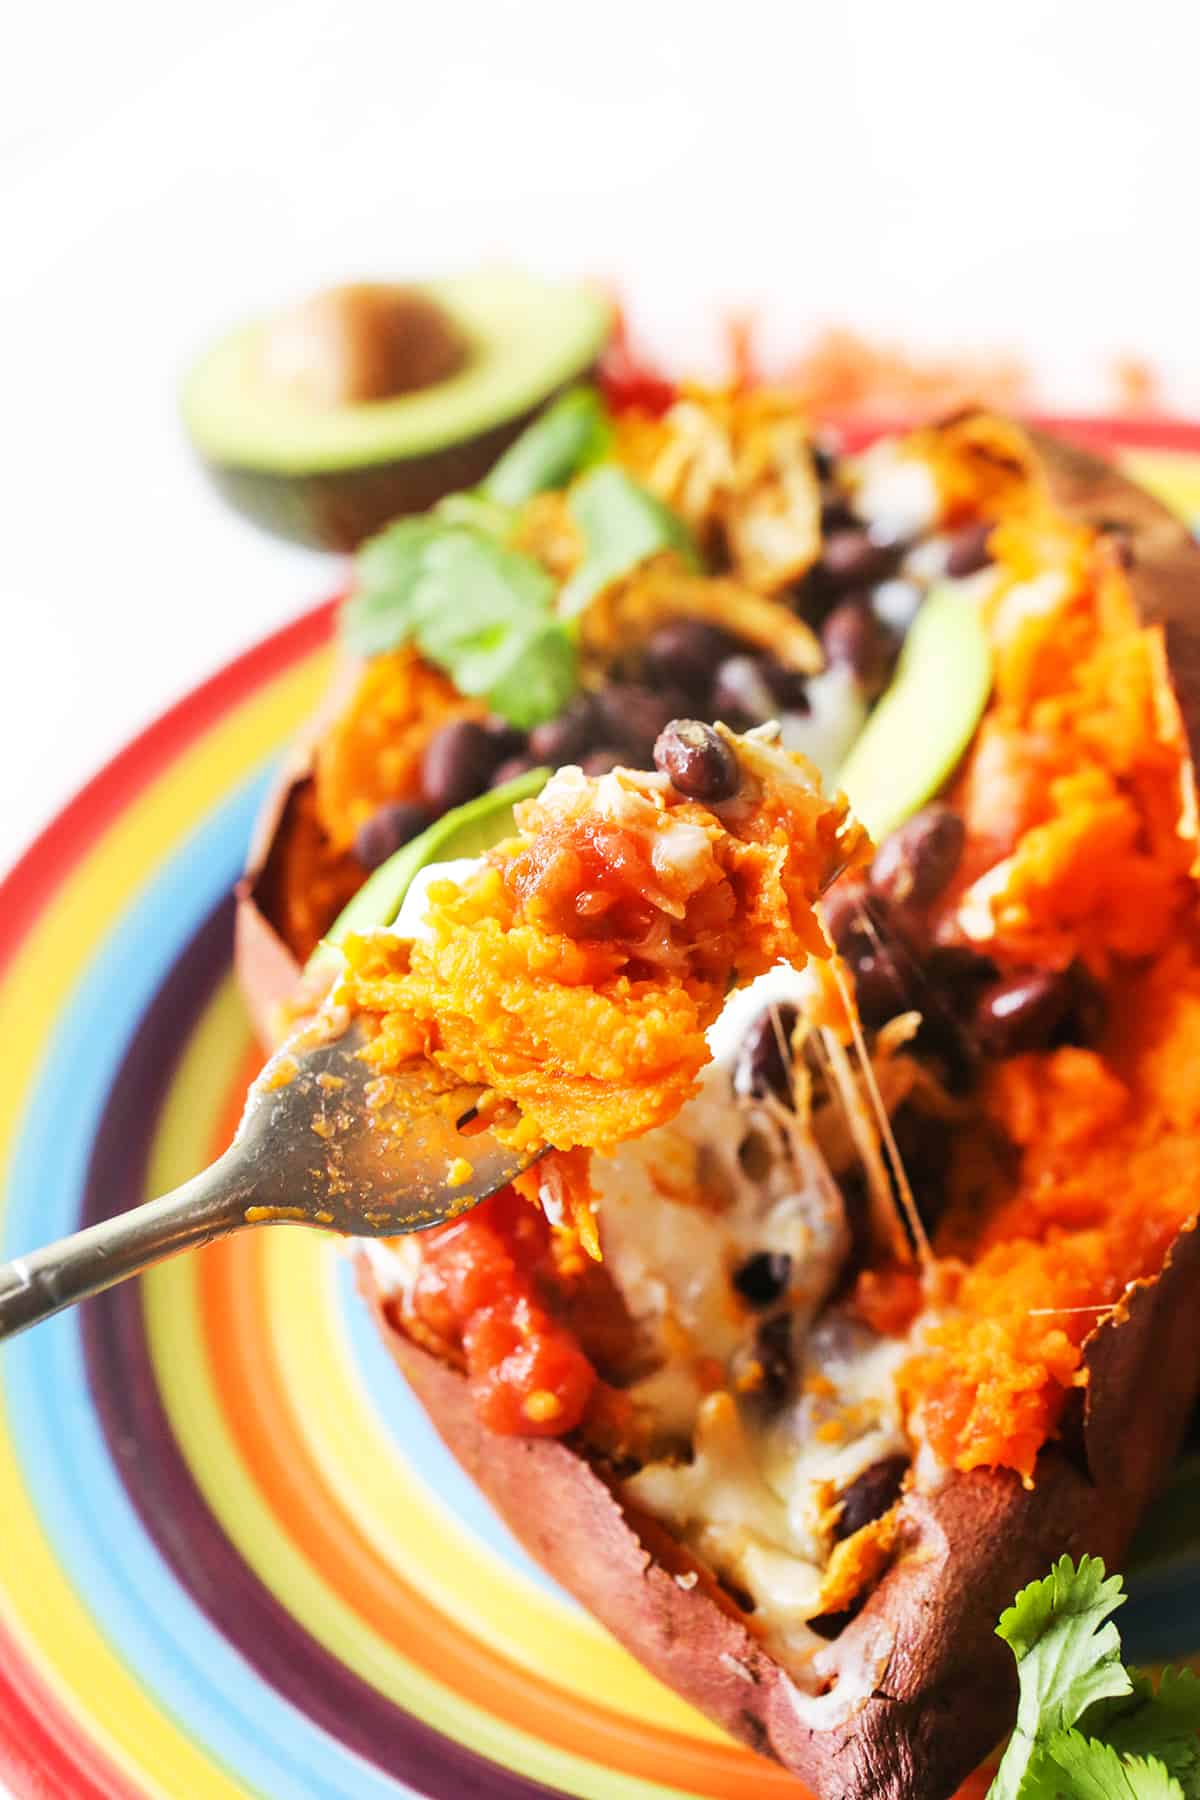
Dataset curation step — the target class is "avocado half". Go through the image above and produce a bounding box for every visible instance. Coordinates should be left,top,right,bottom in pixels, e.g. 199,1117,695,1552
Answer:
181,269,612,551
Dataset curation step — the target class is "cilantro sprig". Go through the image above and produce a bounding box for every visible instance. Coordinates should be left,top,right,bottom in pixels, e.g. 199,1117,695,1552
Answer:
990,1557,1200,1799
559,464,699,617
341,519,577,729
479,384,611,506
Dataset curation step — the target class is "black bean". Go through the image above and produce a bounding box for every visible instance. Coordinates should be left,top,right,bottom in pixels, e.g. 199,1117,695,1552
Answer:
820,890,919,1026
711,654,778,726
889,945,994,1094
1064,961,1108,1047
821,598,890,695
807,1606,859,1641
481,716,527,762
889,1103,952,1235
642,620,737,697
489,753,542,790
759,660,811,712
833,1455,909,1542
420,719,502,813
820,493,858,534
869,806,966,908
816,528,898,593
595,683,693,761
819,881,873,955
945,519,994,579
732,1252,793,1309
734,1003,800,1105
528,694,601,765
653,720,740,802
832,882,929,952
754,1313,795,1407
973,967,1076,1059
580,746,626,777
810,435,840,483
353,799,430,869
852,945,916,1026
924,943,998,1008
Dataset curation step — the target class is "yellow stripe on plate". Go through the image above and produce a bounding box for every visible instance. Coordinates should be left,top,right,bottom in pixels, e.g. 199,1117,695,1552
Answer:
0,652,329,1800
1120,450,1200,523
143,980,702,1800
262,1229,727,1739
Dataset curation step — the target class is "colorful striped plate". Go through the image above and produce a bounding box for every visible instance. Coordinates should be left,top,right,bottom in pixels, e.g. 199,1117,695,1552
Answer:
3,419,1200,1800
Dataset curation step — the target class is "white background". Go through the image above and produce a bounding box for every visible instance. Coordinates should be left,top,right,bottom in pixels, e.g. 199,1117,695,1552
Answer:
3,0,1199,873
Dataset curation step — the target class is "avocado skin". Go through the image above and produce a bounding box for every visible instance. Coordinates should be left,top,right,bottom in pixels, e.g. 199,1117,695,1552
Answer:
197,380,589,551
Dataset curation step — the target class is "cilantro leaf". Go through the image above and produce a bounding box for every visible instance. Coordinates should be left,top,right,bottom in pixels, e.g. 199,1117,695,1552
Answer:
559,466,699,617
345,519,443,658
1086,1671,1200,1791
990,1556,1133,1800
1046,1730,1185,1799
434,490,518,537
341,521,578,728
479,385,611,507
1013,1745,1076,1800
989,1560,1200,1800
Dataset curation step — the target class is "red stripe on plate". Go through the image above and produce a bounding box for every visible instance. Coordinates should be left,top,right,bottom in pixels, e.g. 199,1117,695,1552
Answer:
834,413,1200,455
0,1612,142,1800
1030,414,1200,455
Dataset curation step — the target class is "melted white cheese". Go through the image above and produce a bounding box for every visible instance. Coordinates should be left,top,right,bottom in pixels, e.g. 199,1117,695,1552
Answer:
391,856,483,941
852,445,940,541
871,576,924,633
624,1319,911,1670
777,665,868,787
369,857,920,1671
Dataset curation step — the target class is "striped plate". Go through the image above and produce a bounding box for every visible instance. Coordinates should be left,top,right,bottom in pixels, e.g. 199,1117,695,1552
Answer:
3,419,1200,1800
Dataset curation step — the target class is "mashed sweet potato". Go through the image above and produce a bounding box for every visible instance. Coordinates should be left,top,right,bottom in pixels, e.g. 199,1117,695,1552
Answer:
338,725,865,1436
339,728,866,1156
314,646,482,852
893,470,1200,1480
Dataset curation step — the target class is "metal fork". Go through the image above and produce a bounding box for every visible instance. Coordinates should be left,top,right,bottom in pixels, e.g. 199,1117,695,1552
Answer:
0,1017,536,1339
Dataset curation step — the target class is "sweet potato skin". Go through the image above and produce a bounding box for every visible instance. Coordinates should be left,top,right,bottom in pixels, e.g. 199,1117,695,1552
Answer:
363,1220,1200,1800
234,653,362,1039
240,425,1200,1798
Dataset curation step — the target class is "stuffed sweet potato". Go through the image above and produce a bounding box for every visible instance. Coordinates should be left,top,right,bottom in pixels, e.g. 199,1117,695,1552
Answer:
237,386,986,1030
238,411,1200,1800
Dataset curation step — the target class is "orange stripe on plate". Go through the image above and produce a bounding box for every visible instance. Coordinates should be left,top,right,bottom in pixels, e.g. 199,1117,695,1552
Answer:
202,1066,805,1799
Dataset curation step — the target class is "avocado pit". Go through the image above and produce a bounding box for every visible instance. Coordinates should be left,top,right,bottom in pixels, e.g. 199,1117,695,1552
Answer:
258,283,468,410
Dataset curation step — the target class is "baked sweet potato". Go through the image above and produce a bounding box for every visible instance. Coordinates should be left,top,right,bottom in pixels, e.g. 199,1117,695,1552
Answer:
363,1218,1200,1800
238,422,1200,1800
234,388,894,1019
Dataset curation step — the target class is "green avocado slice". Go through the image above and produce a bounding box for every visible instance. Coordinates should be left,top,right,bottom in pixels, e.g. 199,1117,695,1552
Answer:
838,583,992,840
309,765,550,972
181,271,611,549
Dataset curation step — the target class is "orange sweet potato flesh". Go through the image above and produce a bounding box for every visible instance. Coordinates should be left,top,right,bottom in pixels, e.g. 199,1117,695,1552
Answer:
235,647,476,1039
242,425,1200,1800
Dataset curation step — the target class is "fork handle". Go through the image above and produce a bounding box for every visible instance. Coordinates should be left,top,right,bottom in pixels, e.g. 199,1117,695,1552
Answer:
0,1156,250,1340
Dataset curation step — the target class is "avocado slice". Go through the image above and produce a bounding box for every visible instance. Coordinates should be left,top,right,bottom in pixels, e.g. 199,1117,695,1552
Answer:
310,764,550,972
838,582,992,840
182,270,611,551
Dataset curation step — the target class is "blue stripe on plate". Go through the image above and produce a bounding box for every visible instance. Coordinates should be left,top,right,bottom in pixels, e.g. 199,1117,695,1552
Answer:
2,766,415,1800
